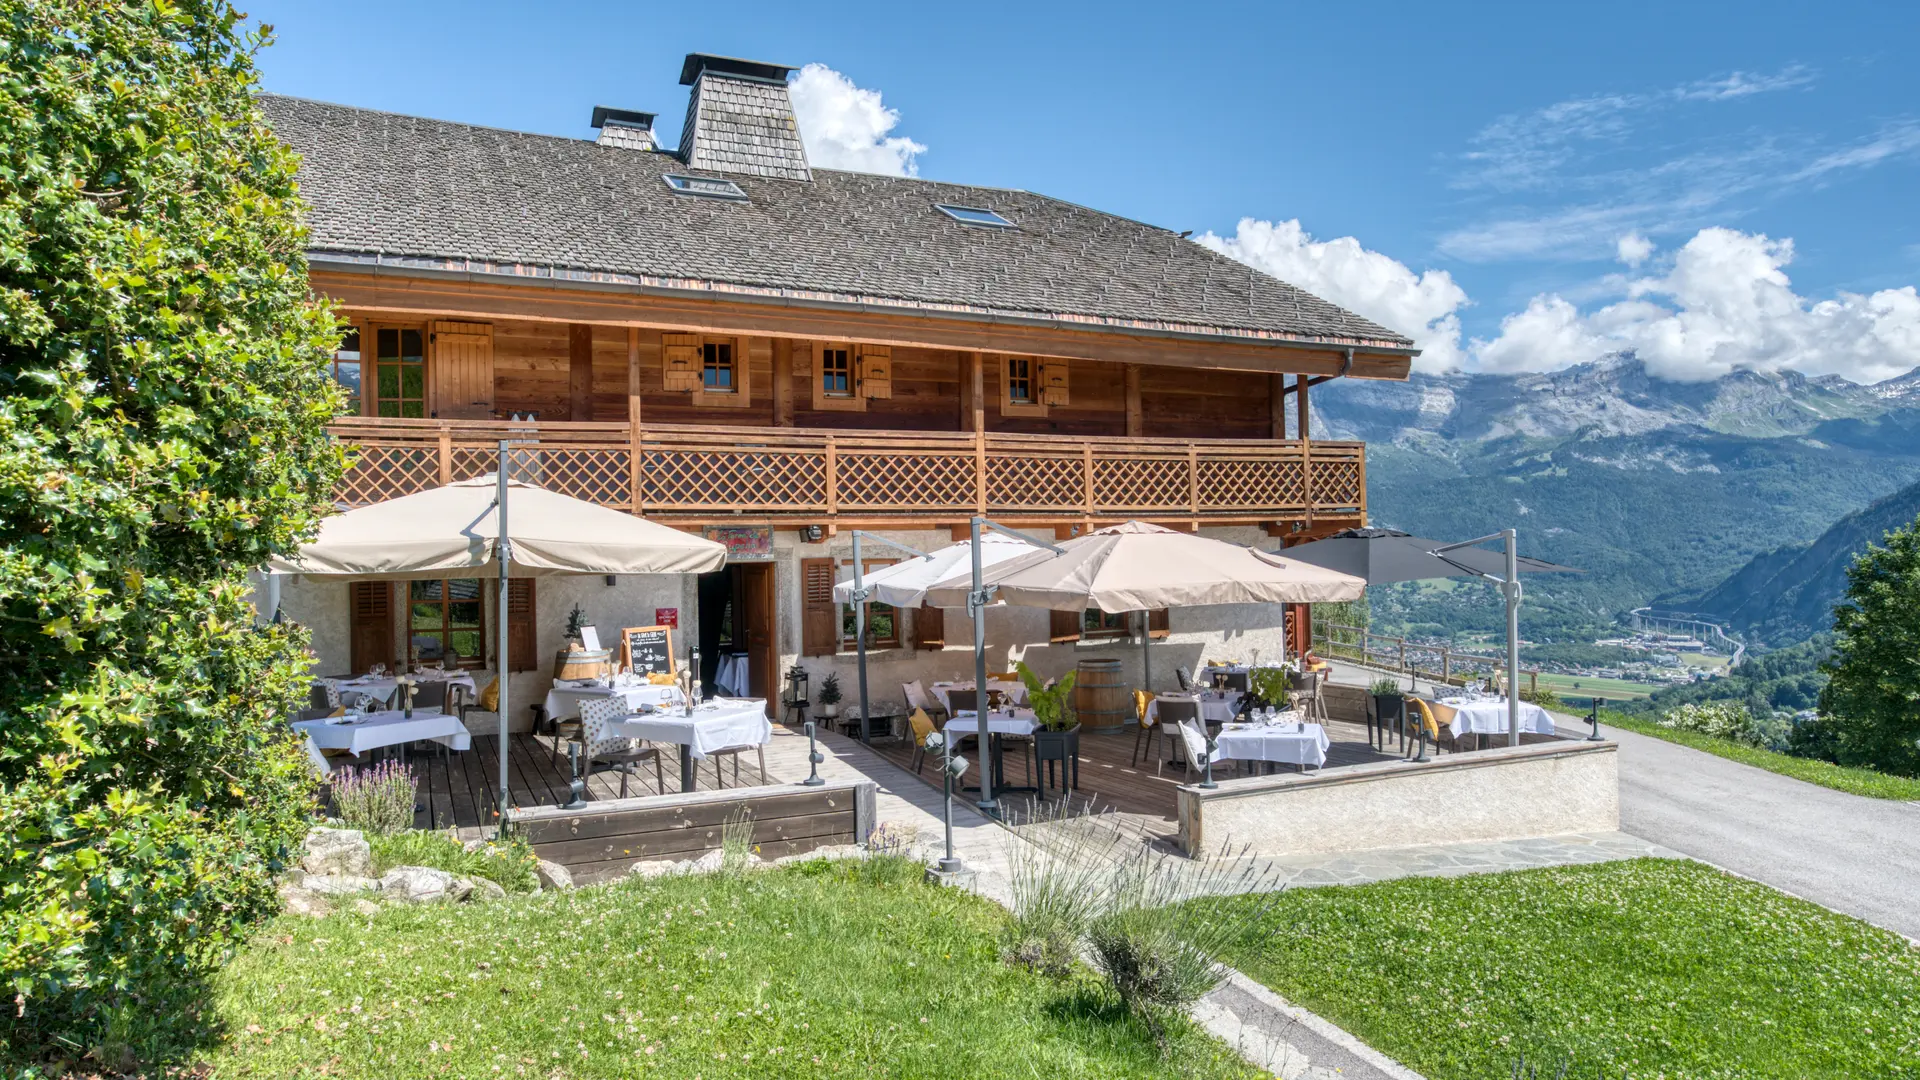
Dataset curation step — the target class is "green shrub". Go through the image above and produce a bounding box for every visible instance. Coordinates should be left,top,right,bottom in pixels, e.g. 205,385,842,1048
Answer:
0,1,344,1067
1658,701,1765,746
329,760,417,836
367,831,539,894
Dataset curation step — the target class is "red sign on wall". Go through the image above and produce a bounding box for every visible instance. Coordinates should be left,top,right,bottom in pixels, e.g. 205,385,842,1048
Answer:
655,607,679,628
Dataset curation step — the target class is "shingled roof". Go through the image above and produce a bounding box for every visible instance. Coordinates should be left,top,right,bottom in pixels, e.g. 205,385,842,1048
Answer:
260,94,1416,351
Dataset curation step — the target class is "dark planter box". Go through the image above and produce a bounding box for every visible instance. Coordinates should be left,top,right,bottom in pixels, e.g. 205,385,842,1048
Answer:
1371,693,1405,744
1034,724,1081,794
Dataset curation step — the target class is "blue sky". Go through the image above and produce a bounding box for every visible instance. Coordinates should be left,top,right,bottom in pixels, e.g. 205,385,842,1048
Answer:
250,0,1920,383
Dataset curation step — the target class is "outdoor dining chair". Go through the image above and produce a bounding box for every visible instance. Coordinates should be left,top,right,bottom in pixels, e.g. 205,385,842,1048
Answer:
708,741,770,788
1223,671,1251,694
1154,696,1205,775
1175,666,1194,692
410,681,448,712
907,708,936,774
903,680,947,726
945,688,979,716
308,683,334,712
578,697,665,799
1290,669,1329,723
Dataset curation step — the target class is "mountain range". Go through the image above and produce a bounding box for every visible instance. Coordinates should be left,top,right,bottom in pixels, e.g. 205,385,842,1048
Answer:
1310,353,1920,644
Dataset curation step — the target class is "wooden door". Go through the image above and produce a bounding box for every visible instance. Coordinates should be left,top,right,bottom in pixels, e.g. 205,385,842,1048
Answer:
739,563,776,717
431,321,495,420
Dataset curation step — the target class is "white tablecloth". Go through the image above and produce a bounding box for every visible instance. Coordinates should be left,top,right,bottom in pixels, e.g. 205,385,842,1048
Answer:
330,670,478,704
943,710,1040,737
713,653,750,697
1214,719,1328,767
293,709,471,756
931,681,1028,714
543,681,684,723
1437,698,1558,738
607,698,771,759
1148,692,1243,726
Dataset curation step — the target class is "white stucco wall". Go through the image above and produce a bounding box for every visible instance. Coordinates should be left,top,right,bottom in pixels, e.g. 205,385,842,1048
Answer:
1178,741,1620,858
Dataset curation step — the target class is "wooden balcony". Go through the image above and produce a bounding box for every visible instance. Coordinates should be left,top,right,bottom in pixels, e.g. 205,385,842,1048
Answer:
327,417,1366,527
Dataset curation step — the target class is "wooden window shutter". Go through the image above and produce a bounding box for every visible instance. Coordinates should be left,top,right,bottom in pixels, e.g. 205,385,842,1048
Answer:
1040,359,1070,406
429,320,495,420
913,602,945,650
662,332,701,392
1049,609,1082,644
857,344,893,400
1148,608,1171,640
347,582,394,674
507,579,537,672
801,557,838,656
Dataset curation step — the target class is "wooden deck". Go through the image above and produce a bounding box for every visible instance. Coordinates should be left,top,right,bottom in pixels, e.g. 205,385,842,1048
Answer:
340,733,783,835
860,716,1402,838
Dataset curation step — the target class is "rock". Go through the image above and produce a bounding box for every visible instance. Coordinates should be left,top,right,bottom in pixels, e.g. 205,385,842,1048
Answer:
353,898,382,916
626,859,680,879
378,866,459,903
688,849,727,875
535,858,573,891
304,874,379,897
301,827,373,878
467,877,508,901
278,883,332,918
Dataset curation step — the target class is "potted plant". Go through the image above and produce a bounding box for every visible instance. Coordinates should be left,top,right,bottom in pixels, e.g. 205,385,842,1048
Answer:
815,672,843,720
1368,677,1405,742
1015,661,1080,768
1246,667,1294,715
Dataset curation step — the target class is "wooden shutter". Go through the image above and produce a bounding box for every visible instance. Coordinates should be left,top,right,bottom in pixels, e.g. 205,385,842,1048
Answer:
913,603,945,650
1039,359,1070,406
662,332,701,392
507,579,537,672
1049,609,1082,644
347,582,393,674
430,321,494,420
858,344,893,400
1148,608,1171,640
801,557,838,656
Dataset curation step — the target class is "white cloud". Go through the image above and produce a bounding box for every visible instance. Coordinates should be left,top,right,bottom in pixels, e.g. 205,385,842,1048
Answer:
1616,232,1654,267
1199,219,1470,372
1672,65,1815,102
788,63,926,177
1471,227,1920,383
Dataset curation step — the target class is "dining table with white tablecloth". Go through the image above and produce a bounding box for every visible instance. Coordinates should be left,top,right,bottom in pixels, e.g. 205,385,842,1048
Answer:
1212,717,1329,769
1436,697,1559,739
328,670,478,706
943,709,1041,793
1148,691,1243,727
930,680,1028,715
606,697,771,792
543,679,685,724
292,708,471,758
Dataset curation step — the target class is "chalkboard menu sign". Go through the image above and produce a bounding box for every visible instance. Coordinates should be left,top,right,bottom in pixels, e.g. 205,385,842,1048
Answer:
621,625,676,677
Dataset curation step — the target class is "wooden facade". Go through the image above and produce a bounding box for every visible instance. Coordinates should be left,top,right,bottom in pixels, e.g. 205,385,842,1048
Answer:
319,271,1405,534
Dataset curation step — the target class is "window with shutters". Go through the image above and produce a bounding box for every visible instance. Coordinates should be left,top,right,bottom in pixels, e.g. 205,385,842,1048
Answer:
702,340,735,392
800,557,838,656
1049,607,1169,644
332,326,364,416
858,345,892,400
838,559,899,651
407,579,485,668
1081,609,1131,640
372,324,427,418
348,581,394,673
810,342,864,412
506,579,537,672
1002,354,1048,417
668,333,753,408
913,602,946,650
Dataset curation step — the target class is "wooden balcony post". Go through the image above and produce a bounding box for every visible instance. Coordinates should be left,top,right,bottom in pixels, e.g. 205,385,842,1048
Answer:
1187,444,1199,515
1302,439,1315,523
1125,367,1143,438
437,427,452,486
1269,373,1287,440
627,327,644,514
824,435,839,516
1082,442,1095,517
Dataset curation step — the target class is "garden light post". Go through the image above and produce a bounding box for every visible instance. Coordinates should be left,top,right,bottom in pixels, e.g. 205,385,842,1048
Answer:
849,532,932,745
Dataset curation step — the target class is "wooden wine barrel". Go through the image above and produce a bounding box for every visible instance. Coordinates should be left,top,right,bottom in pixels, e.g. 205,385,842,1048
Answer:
553,647,613,681
1074,657,1130,735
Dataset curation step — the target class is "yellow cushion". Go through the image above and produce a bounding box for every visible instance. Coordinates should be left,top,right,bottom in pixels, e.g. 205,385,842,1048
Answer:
1408,698,1442,740
1133,689,1153,725
326,705,347,718
479,677,500,712
908,708,934,743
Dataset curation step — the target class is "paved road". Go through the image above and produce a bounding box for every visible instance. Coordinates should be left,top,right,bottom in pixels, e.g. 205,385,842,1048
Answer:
1594,719,1920,941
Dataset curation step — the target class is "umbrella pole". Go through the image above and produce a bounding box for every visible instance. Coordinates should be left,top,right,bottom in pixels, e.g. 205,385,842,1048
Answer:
970,517,994,816
1139,609,1150,692
853,534,870,746
495,444,513,837
1504,527,1521,748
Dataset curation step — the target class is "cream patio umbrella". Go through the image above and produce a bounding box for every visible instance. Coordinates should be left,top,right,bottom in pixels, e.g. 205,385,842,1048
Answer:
272,473,726,832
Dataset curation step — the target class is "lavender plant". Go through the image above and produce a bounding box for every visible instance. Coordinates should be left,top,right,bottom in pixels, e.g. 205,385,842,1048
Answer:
330,761,417,836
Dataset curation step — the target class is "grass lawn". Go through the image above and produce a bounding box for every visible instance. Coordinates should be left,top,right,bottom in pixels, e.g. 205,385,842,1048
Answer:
1602,711,1920,801
201,855,1261,1079
1197,859,1920,1080
1533,672,1660,701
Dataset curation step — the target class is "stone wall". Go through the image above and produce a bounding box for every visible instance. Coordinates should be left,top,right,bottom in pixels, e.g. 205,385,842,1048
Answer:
1177,740,1619,858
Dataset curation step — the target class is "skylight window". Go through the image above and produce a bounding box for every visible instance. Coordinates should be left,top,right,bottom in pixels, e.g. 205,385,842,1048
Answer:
936,203,1015,229
664,174,748,201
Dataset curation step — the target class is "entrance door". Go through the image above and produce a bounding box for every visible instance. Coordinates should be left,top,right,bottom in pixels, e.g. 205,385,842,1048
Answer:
736,564,776,717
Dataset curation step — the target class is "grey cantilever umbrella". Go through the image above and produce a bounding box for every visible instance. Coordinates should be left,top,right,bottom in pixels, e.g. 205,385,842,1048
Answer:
1280,528,1581,584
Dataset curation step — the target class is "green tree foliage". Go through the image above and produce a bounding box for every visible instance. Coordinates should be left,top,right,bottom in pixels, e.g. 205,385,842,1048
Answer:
0,1,343,1065
1819,519,1920,777
1612,635,1831,718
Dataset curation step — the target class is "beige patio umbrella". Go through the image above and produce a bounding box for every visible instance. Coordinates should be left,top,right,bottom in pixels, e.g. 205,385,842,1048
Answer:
270,474,726,580
920,521,1366,613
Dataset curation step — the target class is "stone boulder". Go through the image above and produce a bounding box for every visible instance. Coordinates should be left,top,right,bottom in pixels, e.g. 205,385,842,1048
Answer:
535,858,573,891
278,881,331,918
303,873,378,897
467,877,508,902
378,866,459,903
301,827,373,878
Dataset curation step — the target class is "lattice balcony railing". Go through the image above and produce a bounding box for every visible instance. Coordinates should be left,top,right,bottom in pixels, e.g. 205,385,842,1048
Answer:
325,418,1366,522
